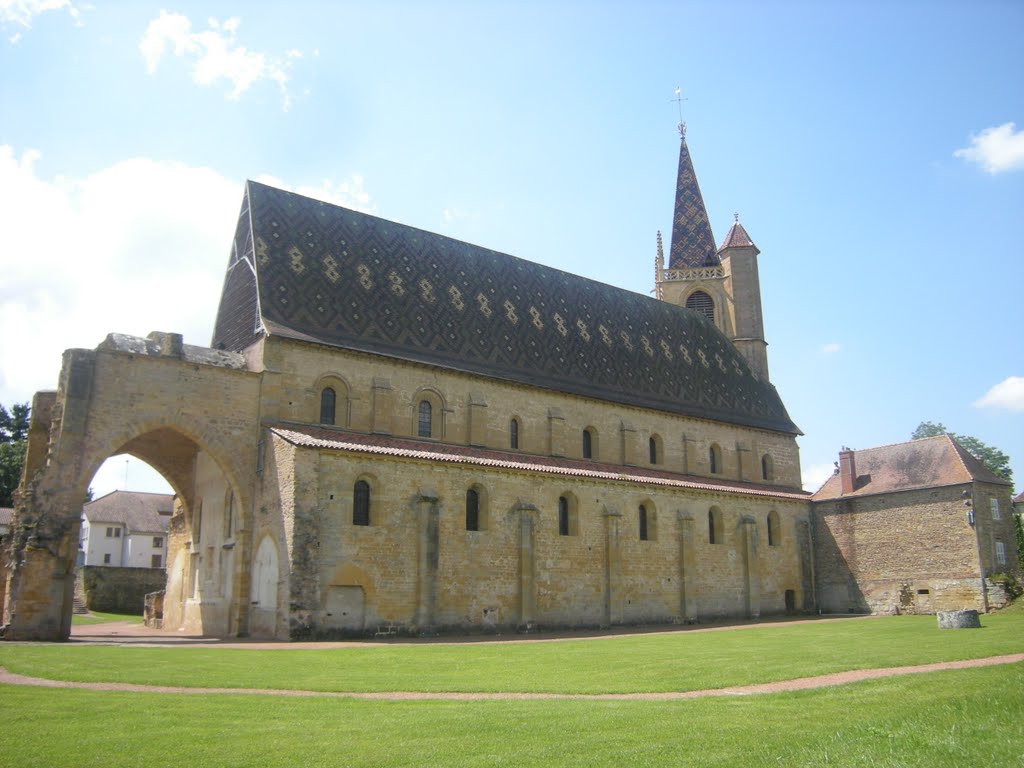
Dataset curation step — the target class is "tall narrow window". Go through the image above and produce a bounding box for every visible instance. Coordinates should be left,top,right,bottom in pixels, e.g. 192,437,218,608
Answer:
708,508,722,545
320,387,336,425
466,488,480,531
510,418,520,450
761,454,773,482
417,400,432,438
709,444,721,475
558,496,570,536
353,480,370,526
767,511,780,547
582,428,593,459
995,540,1007,565
639,504,649,541
685,290,715,322
990,498,1001,520
649,437,658,464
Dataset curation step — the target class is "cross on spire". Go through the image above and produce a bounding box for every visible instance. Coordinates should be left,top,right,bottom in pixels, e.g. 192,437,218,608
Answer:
673,86,687,137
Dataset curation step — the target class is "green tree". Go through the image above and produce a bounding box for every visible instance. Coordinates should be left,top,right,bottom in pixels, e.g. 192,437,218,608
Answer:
0,402,30,508
912,421,1013,486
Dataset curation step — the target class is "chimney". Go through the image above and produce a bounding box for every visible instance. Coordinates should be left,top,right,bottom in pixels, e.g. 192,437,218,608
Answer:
839,447,856,495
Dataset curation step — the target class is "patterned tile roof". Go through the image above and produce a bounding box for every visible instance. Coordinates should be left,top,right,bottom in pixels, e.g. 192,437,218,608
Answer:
212,181,799,434
668,136,719,269
82,491,174,534
0,507,13,527
719,220,757,251
270,425,811,500
812,435,1011,500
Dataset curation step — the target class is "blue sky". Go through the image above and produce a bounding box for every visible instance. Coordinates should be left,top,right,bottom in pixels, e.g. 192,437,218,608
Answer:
2,0,1022,497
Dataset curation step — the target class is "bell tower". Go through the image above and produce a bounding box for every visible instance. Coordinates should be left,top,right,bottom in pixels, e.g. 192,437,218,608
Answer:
655,125,770,380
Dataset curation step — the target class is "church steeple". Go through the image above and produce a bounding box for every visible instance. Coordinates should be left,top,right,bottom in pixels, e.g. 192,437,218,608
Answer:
668,126,719,269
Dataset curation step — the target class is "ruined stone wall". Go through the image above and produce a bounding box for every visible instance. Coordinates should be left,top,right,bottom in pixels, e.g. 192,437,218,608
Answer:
812,485,988,614
78,565,166,615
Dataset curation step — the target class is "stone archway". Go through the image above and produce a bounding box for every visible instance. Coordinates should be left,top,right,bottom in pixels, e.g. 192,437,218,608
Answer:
1,333,263,641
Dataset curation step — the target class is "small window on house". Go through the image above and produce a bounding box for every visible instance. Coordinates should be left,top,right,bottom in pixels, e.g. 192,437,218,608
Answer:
353,480,371,526
761,454,773,482
114,528,121,538
709,444,722,475
990,498,1001,520
558,496,570,536
153,536,163,548
510,418,520,450
639,504,649,541
582,428,594,460
708,507,723,544
103,553,111,564
320,387,337,425
996,540,1007,565
417,400,432,438
151,554,163,568
106,527,114,538
466,488,480,532
767,511,780,547
649,436,659,465
686,290,715,322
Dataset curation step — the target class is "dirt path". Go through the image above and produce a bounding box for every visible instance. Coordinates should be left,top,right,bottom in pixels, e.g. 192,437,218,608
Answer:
2,654,1021,701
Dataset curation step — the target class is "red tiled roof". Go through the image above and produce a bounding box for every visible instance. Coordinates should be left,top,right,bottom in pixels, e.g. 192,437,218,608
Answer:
270,424,810,501
718,221,757,251
812,435,1010,501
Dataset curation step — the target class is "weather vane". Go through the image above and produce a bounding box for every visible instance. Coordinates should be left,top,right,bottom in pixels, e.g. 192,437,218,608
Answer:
673,86,687,137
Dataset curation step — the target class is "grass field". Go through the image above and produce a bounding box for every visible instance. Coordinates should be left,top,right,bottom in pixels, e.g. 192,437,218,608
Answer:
1,609,1022,767
70,611,144,626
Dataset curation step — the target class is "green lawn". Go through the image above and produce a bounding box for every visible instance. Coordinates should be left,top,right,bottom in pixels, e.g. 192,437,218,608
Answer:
2,612,1022,694
70,611,144,626
0,664,1021,767
0,610,1022,767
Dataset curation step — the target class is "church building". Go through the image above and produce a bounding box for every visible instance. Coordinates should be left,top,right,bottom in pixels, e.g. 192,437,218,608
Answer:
4,127,816,640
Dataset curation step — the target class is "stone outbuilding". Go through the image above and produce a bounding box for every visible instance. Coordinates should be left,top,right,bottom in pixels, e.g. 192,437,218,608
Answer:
811,436,1019,614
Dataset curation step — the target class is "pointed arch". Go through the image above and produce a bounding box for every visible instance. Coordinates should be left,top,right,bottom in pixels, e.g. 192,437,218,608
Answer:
685,290,715,323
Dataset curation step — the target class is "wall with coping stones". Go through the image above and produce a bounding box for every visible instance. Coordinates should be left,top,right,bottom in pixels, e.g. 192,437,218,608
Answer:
78,566,166,615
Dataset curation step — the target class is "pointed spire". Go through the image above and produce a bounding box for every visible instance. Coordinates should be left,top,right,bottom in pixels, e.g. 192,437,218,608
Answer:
718,213,758,252
668,131,719,269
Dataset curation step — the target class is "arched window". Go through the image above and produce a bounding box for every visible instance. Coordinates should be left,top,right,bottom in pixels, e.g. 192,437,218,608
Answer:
767,510,780,546
649,436,658,465
417,400,432,438
761,454,774,482
639,504,649,541
582,428,595,460
510,418,520,450
466,488,480,531
320,387,336,425
353,480,370,526
708,507,722,544
686,290,715,322
558,496,570,536
709,444,722,475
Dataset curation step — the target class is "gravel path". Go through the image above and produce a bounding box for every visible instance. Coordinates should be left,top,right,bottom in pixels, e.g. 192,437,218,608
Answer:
1,654,1021,701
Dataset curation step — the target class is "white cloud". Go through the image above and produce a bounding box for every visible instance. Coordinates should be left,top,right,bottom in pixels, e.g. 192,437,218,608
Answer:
0,0,84,35
802,462,836,492
821,342,841,354
954,122,1024,174
252,174,373,213
0,146,373,410
139,10,300,110
973,376,1024,412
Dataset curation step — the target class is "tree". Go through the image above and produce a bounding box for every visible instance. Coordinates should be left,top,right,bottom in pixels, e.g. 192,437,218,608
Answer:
0,402,30,508
912,421,1013,486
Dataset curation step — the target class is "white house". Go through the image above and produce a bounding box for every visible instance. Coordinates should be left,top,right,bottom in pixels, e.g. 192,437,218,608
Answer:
79,491,173,568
